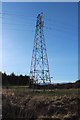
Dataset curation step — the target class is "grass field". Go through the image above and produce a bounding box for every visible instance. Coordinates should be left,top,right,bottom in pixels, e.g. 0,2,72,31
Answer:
2,85,80,96
2,86,80,120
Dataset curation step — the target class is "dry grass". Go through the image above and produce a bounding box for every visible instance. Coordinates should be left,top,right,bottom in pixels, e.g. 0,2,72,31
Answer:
2,88,80,120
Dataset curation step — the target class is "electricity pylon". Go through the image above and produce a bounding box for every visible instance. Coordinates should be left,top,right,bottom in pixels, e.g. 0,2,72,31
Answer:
30,12,51,85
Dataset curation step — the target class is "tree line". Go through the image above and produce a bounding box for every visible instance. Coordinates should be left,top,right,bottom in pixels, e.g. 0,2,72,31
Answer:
1,72,80,89
2,72,32,86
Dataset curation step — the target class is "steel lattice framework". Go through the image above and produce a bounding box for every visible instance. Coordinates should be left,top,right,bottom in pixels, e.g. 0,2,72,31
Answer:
30,12,51,84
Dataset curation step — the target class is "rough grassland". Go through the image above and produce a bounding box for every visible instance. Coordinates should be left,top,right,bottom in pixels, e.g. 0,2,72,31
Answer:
2,87,80,120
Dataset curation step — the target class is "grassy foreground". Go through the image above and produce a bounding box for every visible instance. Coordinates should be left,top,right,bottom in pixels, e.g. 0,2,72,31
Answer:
2,86,80,120
2,85,80,96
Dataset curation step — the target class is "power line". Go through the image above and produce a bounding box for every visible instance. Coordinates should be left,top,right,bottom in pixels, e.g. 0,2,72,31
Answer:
2,20,75,33
2,20,74,32
0,12,36,23
2,22,34,27
0,12,36,18
0,12,76,33
44,26,76,35
0,12,76,35
3,27,34,32
2,22,75,35
44,17,75,28
0,12,75,29
0,17,36,24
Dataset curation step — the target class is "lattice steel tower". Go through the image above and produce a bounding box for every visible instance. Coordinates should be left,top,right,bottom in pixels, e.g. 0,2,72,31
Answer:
30,12,51,84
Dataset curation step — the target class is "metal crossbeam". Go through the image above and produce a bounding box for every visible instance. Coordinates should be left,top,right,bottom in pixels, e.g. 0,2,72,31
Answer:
30,12,51,84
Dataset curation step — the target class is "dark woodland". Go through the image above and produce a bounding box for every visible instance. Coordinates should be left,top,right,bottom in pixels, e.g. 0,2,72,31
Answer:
1,72,80,89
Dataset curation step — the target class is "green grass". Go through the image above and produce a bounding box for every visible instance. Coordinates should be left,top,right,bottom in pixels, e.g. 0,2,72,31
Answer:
3,85,80,97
